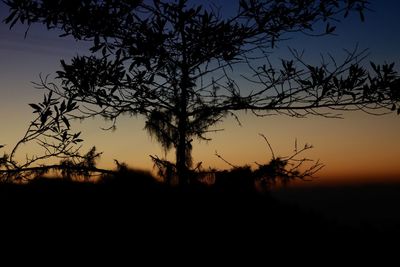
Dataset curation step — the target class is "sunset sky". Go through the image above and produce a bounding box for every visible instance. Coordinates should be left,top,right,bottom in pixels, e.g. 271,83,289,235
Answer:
1,0,400,186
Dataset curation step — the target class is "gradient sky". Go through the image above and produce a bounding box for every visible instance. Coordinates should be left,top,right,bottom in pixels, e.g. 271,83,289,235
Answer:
1,0,400,186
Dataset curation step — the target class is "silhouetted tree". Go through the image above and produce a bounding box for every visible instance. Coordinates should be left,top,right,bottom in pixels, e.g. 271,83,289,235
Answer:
0,91,112,182
3,0,400,184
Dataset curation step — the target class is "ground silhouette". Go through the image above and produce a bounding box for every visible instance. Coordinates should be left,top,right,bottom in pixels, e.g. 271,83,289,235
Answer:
1,169,399,263
2,167,399,244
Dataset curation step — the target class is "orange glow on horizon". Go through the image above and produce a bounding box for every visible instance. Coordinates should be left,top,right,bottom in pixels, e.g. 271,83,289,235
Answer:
4,108,400,187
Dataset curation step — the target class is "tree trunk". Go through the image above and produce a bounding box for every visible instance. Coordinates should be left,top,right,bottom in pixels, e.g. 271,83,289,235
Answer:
176,13,191,186
176,69,190,185
176,120,188,185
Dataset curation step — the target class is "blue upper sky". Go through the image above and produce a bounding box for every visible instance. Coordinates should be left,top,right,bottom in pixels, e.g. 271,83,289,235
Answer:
1,0,399,62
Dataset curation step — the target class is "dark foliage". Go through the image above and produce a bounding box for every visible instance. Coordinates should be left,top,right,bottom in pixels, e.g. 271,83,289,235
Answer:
4,0,399,185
